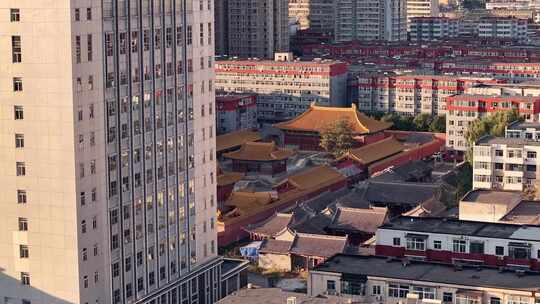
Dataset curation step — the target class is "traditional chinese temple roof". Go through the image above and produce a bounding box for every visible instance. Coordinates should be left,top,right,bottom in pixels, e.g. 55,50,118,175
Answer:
216,130,262,152
338,136,405,165
274,103,392,135
223,141,295,162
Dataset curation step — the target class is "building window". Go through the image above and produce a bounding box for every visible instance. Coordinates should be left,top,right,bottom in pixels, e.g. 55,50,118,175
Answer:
10,8,20,22
75,35,81,63
87,34,93,61
411,286,435,300
86,7,92,20
495,246,504,256
83,275,88,288
81,220,86,233
12,36,22,63
15,134,24,148
452,239,467,253
508,296,529,304
18,218,28,231
17,190,27,204
388,283,409,298
82,248,87,261
433,240,442,250
75,8,80,21
443,292,453,303
372,285,381,295
19,245,29,258
406,237,425,251
13,77,23,91
469,241,484,254
326,280,336,293
111,234,119,249
490,297,501,304
20,272,30,285
16,162,26,176
112,262,120,277
393,237,401,246
14,105,24,120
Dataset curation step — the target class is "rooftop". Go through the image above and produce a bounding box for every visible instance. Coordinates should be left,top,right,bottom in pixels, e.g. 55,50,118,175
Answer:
363,181,440,205
380,216,540,241
447,94,540,101
274,104,391,135
313,254,540,292
216,93,256,103
476,135,540,146
217,165,244,186
218,288,351,304
507,120,540,131
328,207,388,234
500,200,540,225
223,141,295,162
339,137,404,165
289,233,348,258
244,213,293,237
282,165,346,191
216,130,262,153
462,189,522,205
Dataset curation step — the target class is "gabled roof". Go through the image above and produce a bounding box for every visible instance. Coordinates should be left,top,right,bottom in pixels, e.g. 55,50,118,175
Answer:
364,181,440,205
339,136,405,165
289,233,347,258
283,165,346,191
259,239,293,254
223,141,295,162
244,213,293,237
216,130,262,152
274,104,391,134
328,207,388,234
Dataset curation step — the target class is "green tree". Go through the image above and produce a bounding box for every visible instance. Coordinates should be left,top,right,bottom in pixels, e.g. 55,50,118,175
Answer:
320,119,355,158
413,113,433,131
464,109,522,162
429,115,446,133
381,113,415,131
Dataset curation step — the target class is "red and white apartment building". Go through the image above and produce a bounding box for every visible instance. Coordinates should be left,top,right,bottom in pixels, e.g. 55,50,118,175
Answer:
375,216,540,270
436,60,540,82
446,83,540,151
357,73,502,116
215,52,348,124
216,93,258,134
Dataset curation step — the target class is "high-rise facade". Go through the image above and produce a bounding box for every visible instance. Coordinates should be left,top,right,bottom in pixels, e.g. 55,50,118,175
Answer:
406,0,439,28
214,0,289,58
1,1,222,303
334,0,407,42
288,0,336,35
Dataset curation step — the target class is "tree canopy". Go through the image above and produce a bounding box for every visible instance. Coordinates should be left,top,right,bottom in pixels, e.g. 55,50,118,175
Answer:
464,110,522,161
377,112,446,133
319,119,355,158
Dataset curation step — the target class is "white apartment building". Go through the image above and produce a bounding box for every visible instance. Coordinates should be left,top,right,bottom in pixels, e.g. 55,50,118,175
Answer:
473,136,540,191
334,0,407,42
0,1,236,304
357,73,498,116
214,53,348,123
409,17,460,42
215,0,289,59
477,17,529,43
407,0,440,29
506,121,540,140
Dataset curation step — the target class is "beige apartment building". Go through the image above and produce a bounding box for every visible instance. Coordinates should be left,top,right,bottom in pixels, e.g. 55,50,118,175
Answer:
0,1,234,303
214,0,289,59
406,0,440,28
289,0,336,35
215,53,349,123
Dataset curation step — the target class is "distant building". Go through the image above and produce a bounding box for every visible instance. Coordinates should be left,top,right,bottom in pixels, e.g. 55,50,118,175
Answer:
289,0,336,35
407,0,440,28
446,94,540,151
216,94,257,135
215,0,289,58
409,17,460,42
334,0,408,42
477,17,529,43
357,73,500,116
274,104,392,150
215,54,348,123
506,120,540,140
309,254,540,302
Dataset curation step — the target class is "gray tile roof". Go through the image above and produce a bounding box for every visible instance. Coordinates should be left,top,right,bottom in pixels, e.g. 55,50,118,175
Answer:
259,239,293,254
314,254,540,292
289,234,347,258
364,181,440,205
244,213,292,237
327,207,388,234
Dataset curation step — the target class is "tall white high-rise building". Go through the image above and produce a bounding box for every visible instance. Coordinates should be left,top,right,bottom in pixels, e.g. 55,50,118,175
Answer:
406,0,439,29
335,0,407,42
0,1,234,303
